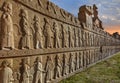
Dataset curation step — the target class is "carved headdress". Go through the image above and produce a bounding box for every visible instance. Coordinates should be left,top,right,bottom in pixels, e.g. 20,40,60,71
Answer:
20,9,28,19
2,1,12,15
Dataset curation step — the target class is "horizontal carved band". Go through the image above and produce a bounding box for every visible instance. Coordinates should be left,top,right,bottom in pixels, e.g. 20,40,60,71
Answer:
0,46,119,59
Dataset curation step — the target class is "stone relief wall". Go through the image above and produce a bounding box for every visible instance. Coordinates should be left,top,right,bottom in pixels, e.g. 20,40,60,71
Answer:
0,0,120,83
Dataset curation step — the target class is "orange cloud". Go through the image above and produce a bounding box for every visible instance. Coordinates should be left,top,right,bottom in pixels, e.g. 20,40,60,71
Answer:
104,25,120,34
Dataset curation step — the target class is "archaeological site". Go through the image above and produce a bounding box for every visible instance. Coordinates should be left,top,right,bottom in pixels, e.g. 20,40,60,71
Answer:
0,0,120,83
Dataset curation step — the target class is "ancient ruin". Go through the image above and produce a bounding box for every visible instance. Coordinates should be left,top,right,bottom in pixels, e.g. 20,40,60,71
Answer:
0,0,120,83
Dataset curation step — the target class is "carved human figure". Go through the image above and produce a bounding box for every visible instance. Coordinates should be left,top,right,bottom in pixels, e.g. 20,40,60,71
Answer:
79,52,82,68
69,53,75,73
44,18,54,48
33,15,43,49
44,56,54,82
54,55,62,79
0,60,14,83
75,28,79,47
53,22,61,48
62,24,69,48
20,9,33,49
74,52,79,70
68,26,74,47
62,53,68,76
81,26,86,46
78,28,82,47
1,1,14,50
33,57,45,83
19,58,30,83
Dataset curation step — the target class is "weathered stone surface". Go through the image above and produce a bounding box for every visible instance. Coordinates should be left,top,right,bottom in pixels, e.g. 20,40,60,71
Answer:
0,0,119,83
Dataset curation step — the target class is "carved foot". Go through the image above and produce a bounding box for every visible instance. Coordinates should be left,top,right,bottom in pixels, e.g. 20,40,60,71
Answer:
1,47,14,50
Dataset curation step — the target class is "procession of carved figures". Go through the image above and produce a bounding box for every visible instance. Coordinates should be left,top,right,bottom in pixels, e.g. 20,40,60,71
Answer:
0,1,120,83
0,1,120,50
0,47,119,83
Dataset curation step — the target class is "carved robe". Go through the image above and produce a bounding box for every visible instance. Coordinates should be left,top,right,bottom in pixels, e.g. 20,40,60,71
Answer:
1,66,14,83
63,27,68,47
34,20,43,49
21,17,32,49
54,23,61,48
1,12,14,49
69,27,74,47
22,64,30,83
44,23,53,48
45,58,53,82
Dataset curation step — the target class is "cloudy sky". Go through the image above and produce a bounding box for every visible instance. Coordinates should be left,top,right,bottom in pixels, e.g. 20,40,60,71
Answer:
50,0,120,34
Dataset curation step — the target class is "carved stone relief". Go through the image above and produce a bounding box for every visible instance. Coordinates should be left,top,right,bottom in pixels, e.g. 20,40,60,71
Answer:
69,52,75,73
38,0,43,8
33,15,44,49
44,56,54,82
75,28,79,47
20,9,34,49
68,26,74,47
44,18,54,48
62,53,68,76
0,60,14,83
54,54,62,79
32,57,45,83
53,21,61,48
62,24,69,48
74,52,79,70
1,1,14,50
60,9,67,20
78,28,82,47
19,58,31,83
0,1,119,83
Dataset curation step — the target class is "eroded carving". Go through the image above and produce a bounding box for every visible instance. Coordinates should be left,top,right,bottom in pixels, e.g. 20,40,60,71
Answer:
62,53,68,76
33,15,43,49
19,58,31,83
75,28,79,47
44,56,54,82
68,26,74,47
20,9,34,49
0,60,14,83
53,22,61,48
62,24,69,48
33,57,45,83
1,1,14,50
44,18,54,48
54,54,62,79
38,0,43,7
69,53,75,73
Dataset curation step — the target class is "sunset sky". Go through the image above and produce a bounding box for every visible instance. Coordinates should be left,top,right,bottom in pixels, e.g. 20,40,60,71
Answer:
50,0,120,34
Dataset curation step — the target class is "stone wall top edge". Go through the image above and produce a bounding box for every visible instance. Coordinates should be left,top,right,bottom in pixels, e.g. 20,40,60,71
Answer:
13,0,81,27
